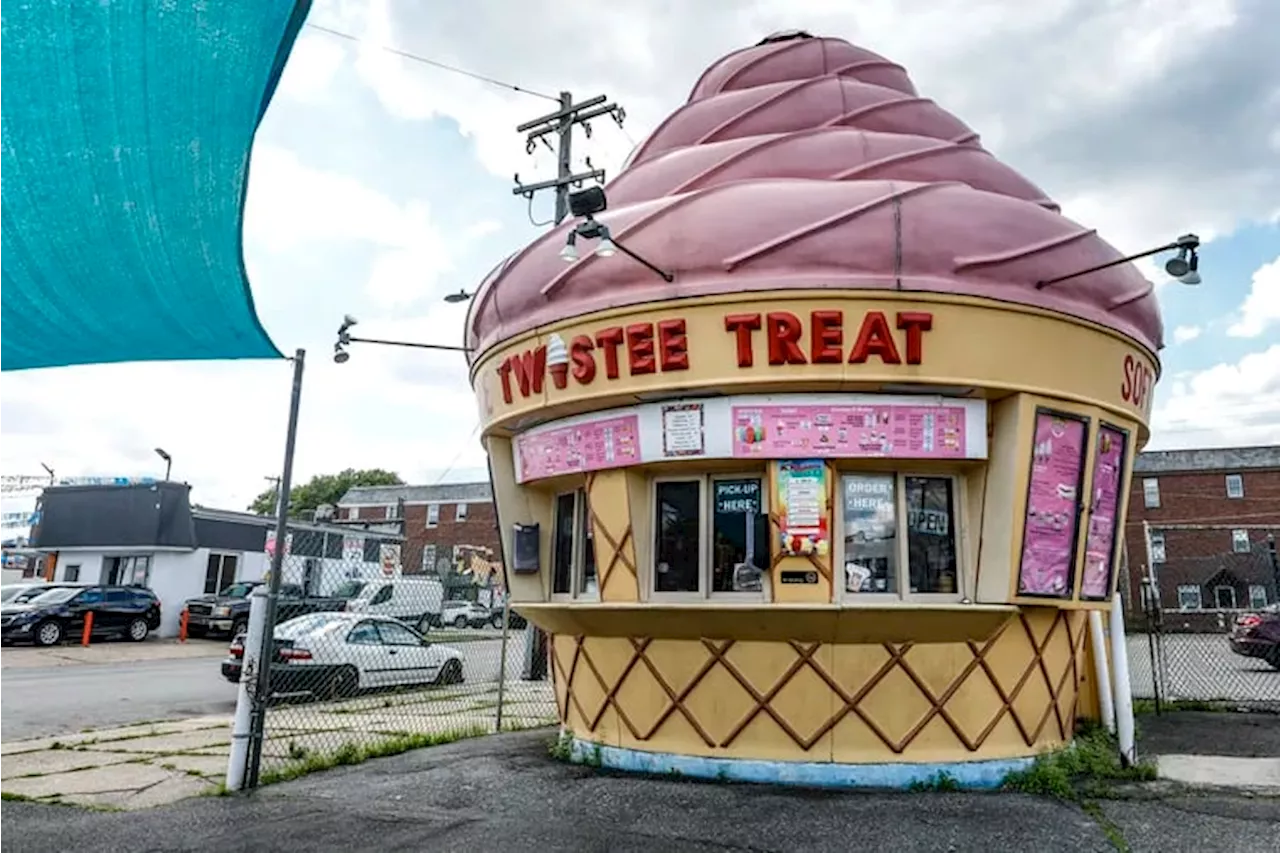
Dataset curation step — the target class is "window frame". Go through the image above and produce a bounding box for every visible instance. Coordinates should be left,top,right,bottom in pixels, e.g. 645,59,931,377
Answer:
1249,584,1268,609
384,505,396,520
422,544,437,574
707,473,770,600
1231,529,1251,554
426,504,440,528
550,488,599,602
1214,585,1237,610
63,564,81,583
1176,584,1201,611
455,503,469,522
1142,477,1160,509
204,552,240,595
1149,531,1166,563
650,476,709,601
1225,474,1244,499
837,471,966,604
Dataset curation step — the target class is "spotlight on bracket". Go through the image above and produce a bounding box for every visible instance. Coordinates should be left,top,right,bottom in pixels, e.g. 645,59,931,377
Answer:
559,188,673,282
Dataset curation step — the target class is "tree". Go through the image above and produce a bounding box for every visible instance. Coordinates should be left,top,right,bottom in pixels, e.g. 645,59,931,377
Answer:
248,468,403,518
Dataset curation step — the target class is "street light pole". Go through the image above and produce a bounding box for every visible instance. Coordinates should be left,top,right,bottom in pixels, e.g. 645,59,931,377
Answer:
155,448,172,481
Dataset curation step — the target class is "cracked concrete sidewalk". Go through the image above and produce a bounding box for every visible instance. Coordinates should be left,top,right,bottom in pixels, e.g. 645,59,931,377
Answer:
0,680,558,809
0,638,227,669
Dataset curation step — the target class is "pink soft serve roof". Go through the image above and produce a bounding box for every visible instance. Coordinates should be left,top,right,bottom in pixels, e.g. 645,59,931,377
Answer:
467,33,1163,358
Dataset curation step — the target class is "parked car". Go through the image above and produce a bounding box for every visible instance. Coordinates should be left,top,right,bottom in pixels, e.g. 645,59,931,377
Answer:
489,607,528,630
1229,606,1280,669
1,585,161,646
341,577,444,626
439,600,490,629
220,612,464,698
183,581,349,639
1,583,84,604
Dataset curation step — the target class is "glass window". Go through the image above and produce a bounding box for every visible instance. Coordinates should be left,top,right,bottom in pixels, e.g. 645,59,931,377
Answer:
426,505,440,527
1225,474,1244,499
1142,478,1160,509
363,539,381,563
841,474,897,594
552,492,576,595
325,534,344,559
576,491,598,598
1249,585,1268,609
205,554,238,594
1214,586,1237,609
711,478,768,593
347,622,381,645
1232,529,1251,553
384,505,396,520
376,621,423,646
64,565,81,582
370,584,393,605
456,503,469,522
1177,585,1201,611
1149,531,1166,563
78,588,105,604
654,481,701,593
904,477,958,594
422,544,437,573
106,589,131,604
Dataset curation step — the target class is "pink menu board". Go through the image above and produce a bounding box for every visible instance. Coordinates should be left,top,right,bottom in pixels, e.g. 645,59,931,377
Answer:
732,403,966,459
1080,425,1128,600
516,415,640,482
1017,410,1088,598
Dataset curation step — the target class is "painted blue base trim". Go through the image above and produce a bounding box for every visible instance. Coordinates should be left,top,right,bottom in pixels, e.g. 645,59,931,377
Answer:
569,737,1034,790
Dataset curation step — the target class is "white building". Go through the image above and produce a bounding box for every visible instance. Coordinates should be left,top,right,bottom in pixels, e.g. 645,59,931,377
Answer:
32,483,403,637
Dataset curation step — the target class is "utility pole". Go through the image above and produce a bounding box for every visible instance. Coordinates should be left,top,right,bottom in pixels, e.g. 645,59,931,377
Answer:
513,91,625,225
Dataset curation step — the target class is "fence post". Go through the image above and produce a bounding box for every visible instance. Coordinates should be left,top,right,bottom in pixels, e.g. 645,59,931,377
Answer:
1109,592,1137,766
226,587,268,791
246,348,306,789
495,597,511,733
1089,610,1115,734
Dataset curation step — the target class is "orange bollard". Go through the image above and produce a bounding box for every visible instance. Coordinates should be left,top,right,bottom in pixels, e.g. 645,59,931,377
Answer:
81,611,94,646
179,608,189,643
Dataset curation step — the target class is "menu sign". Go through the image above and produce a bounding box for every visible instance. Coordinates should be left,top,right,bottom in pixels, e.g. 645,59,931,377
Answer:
1017,411,1087,597
775,460,829,556
732,403,965,459
516,415,641,482
1081,425,1128,600
662,403,705,457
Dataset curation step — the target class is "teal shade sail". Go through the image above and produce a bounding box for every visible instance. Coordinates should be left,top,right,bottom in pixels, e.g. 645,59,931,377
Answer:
1,0,312,371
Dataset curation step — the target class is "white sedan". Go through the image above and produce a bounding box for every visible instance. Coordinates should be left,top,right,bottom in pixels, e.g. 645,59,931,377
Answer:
223,612,464,699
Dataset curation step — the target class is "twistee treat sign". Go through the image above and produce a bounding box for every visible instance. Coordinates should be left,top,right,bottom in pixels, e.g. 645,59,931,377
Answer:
1018,411,1087,597
1080,425,1128,600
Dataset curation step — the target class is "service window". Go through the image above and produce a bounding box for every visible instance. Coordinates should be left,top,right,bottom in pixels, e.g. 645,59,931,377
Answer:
650,475,769,599
840,473,962,601
551,489,598,600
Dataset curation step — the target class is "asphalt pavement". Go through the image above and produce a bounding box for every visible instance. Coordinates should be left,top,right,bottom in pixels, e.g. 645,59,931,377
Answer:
0,637,514,741
4,729,1278,853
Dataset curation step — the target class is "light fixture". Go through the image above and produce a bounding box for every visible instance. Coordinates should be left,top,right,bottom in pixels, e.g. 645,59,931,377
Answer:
333,342,350,364
559,231,580,263
443,290,472,304
1036,233,1201,290
560,188,674,282
154,448,172,481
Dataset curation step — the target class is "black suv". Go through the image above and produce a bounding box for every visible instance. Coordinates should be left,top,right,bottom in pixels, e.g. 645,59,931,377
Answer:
0,585,162,646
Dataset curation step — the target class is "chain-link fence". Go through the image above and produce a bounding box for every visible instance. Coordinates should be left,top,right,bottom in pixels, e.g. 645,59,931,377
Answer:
1123,525,1280,711
241,544,557,783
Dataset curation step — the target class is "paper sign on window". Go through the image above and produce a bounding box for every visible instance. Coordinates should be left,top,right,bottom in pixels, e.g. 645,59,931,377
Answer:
1017,411,1088,598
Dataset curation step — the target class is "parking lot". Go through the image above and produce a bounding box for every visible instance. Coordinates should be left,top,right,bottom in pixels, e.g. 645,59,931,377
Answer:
1126,632,1280,707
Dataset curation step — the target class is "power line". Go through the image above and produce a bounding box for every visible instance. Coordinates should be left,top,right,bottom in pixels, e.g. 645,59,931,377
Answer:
305,22,559,102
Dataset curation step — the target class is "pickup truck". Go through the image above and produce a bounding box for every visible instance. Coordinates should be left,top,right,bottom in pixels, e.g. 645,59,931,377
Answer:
183,581,349,639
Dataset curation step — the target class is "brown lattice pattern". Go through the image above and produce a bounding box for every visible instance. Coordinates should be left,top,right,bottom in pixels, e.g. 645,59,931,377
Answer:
551,609,1087,757
584,472,637,596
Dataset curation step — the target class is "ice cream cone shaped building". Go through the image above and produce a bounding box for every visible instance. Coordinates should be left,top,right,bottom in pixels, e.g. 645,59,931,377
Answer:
466,31,1162,787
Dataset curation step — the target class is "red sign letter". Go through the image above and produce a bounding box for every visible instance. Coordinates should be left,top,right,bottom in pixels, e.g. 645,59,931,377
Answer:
724,313,762,367
848,312,902,365
657,319,689,371
895,312,932,365
510,346,547,397
569,335,596,384
496,360,514,405
766,312,807,365
811,310,843,364
595,327,624,380
626,323,656,375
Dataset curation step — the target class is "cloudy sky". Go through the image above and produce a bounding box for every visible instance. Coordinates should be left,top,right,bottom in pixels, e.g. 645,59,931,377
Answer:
2,0,1278,513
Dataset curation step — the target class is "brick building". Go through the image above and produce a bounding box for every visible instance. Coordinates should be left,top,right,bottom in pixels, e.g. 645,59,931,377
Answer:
1121,445,1280,626
335,482,499,581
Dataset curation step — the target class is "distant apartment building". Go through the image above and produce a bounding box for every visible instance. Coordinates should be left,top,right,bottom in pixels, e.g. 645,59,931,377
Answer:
1122,445,1280,625
336,482,499,581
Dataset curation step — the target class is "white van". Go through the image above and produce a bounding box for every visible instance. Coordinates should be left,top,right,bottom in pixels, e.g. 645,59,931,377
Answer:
338,577,443,625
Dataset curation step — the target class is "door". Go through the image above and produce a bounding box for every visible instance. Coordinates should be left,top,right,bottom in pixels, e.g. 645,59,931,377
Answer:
70,588,107,635
103,589,137,633
374,620,439,686
342,620,387,687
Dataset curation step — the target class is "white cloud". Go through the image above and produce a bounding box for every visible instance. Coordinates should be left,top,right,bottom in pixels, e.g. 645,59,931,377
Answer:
1148,344,1280,449
1172,325,1203,344
274,32,348,103
1227,255,1280,338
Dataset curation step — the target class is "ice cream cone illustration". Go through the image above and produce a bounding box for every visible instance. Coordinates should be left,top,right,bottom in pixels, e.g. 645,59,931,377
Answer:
546,333,570,389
